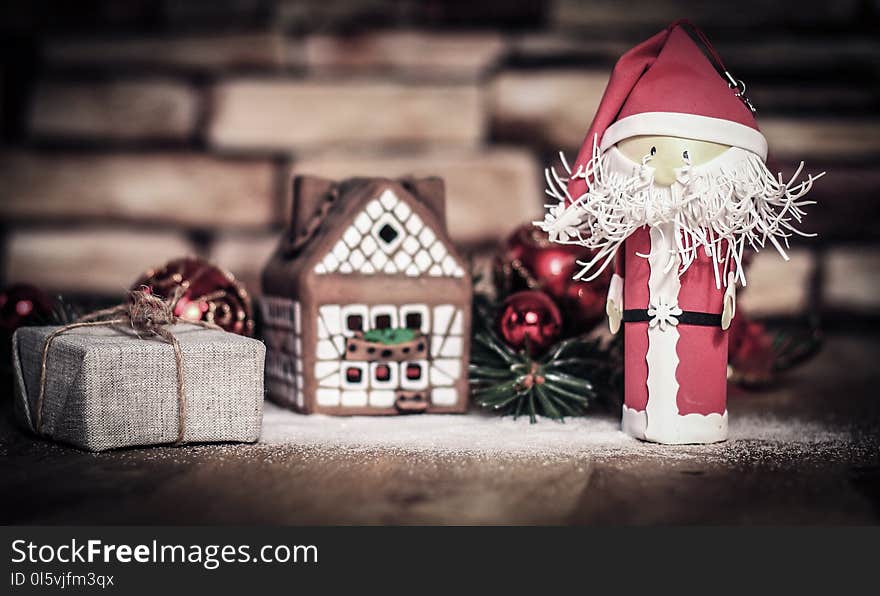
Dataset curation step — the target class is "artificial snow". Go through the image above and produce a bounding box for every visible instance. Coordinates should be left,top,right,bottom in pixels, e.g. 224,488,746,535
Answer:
259,402,851,461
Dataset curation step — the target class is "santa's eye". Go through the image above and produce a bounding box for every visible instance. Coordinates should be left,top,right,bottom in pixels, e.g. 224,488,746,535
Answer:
682,150,689,160
650,146,657,156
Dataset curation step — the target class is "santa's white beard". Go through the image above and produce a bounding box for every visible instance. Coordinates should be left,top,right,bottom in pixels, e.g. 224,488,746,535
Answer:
536,139,824,288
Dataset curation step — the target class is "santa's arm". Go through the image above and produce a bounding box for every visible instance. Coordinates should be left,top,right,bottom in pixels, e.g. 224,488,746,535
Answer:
606,248,625,334
721,271,737,330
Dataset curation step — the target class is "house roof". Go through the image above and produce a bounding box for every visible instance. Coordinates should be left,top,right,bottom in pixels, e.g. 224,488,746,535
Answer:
314,185,465,278
263,177,469,296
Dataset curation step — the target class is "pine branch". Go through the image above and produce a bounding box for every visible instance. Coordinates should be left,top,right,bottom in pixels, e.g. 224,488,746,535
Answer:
468,295,619,422
771,326,822,372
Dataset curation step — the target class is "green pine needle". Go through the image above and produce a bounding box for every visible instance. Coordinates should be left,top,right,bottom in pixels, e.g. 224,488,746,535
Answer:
468,295,618,423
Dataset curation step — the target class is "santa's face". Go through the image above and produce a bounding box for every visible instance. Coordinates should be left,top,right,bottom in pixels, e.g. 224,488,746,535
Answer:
616,135,730,185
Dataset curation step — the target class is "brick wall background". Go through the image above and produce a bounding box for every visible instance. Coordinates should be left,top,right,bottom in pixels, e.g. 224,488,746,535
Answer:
1,0,878,324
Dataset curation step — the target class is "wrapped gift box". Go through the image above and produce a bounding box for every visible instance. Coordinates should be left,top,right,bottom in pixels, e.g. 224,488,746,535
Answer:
12,324,265,451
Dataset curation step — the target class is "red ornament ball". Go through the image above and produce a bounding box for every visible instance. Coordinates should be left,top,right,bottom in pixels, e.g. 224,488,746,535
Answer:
496,291,562,355
132,257,254,336
494,224,611,336
0,284,53,333
727,311,775,386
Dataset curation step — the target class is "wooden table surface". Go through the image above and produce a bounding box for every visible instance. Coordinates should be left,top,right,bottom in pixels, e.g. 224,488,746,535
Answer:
2,332,878,525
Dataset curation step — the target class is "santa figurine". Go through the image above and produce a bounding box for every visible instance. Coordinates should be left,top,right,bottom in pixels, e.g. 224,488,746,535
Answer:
537,20,823,444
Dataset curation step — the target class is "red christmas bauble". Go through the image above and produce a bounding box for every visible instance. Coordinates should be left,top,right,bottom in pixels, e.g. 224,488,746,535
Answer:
132,257,254,336
494,224,611,336
727,311,775,386
496,291,562,355
0,284,53,333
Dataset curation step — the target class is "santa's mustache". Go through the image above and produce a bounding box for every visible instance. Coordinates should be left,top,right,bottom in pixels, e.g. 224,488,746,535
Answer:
536,137,825,289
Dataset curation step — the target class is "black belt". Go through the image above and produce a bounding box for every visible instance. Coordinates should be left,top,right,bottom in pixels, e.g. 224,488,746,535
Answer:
623,309,722,327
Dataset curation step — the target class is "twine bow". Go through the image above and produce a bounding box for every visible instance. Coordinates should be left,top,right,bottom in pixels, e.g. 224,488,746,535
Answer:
35,288,219,445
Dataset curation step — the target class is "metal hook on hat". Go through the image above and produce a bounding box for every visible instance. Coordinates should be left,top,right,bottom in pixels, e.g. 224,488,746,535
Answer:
724,70,757,113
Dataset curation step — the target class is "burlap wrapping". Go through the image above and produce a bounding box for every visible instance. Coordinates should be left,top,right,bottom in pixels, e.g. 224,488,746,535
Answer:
12,323,265,452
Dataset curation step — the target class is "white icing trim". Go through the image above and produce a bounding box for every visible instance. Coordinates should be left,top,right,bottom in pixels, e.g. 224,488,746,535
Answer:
318,372,340,387
406,213,424,235
354,212,372,233
430,359,461,386
343,225,360,248
365,199,383,219
379,189,399,209
315,361,339,378
316,388,340,406
402,235,420,256
360,234,378,255
341,390,368,407
293,301,302,334
439,336,463,358
332,240,350,262
431,387,458,406
393,250,412,270
622,405,729,444
432,304,455,336
316,339,339,359
318,305,341,336
394,199,412,221
430,335,445,358
448,310,463,335
601,112,768,160
369,390,396,408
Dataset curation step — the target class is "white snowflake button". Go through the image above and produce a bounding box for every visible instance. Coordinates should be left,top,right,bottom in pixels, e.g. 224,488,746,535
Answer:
647,296,683,331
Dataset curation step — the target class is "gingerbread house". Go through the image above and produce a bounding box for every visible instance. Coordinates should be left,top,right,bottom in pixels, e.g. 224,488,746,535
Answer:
261,176,472,415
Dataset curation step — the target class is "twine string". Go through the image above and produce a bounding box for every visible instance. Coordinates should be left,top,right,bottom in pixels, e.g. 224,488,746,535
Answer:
35,288,219,445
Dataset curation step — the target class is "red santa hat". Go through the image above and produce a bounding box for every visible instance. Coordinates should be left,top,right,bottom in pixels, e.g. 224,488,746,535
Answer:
567,20,767,200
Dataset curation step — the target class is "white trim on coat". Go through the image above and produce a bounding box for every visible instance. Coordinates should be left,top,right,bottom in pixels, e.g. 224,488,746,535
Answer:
622,404,729,445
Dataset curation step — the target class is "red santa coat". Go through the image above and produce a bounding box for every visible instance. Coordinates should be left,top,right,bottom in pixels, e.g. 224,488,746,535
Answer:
619,224,729,444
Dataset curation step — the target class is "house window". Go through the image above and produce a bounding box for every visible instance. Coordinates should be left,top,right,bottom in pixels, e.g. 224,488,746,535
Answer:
370,361,397,389
346,367,363,384
400,304,429,333
340,304,369,337
341,361,368,390
374,364,391,382
406,363,422,380
405,312,422,330
346,314,363,332
378,223,399,244
400,359,428,391
370,305,397,330
371,214,404,254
